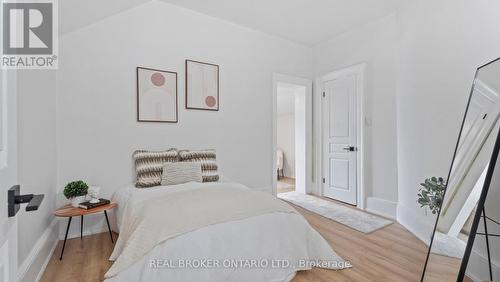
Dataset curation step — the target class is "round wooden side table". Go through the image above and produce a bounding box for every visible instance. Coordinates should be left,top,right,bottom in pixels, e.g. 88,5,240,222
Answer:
54,202,117,260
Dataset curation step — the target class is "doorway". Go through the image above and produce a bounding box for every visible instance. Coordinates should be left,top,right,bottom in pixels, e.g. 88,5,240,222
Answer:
317,64,365,207
276,83,304,193
272,74,312,196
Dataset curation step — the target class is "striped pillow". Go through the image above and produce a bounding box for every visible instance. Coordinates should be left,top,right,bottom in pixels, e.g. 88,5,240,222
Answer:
133,149,179,188
178,150,219,182
161,162,203,186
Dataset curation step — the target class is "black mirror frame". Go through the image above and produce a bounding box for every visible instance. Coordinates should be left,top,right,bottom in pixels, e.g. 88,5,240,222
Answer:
421,57,500,282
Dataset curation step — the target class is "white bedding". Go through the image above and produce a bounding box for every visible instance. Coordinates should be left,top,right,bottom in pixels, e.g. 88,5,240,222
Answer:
107,182,348,282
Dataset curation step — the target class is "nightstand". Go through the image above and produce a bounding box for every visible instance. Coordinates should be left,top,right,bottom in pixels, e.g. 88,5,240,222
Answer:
54,202,117,260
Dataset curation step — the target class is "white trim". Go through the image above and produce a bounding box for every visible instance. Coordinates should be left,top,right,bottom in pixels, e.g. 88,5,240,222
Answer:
466,245,500,281
18,219,58,282
272,73,313,196
397,204,434,245
366,197,397,220
0,70,8,169
448,168,484,237
315,63,366,209
58,218,110,240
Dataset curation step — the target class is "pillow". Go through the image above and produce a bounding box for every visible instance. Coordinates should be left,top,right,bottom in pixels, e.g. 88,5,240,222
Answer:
178,149,219,182
161,162,203,186
133,149,178,188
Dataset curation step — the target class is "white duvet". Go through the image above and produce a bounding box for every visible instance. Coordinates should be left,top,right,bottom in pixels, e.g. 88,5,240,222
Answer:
106,182,348,282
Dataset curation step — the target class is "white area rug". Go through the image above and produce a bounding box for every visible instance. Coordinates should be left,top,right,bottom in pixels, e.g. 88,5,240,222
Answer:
278,192,393,234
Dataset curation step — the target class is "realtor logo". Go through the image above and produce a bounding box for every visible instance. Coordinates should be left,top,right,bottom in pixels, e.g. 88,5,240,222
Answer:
1,0,58,69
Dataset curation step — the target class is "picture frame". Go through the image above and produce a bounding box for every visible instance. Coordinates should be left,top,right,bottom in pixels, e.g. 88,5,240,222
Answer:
185,59,220,111
136,67,178,123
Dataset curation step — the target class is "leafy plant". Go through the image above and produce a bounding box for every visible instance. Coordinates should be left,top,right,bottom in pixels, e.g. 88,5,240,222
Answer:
417,177,446,215
63,180,89,199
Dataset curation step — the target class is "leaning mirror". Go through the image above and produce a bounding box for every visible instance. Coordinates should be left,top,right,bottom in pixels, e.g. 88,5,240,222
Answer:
422,57,500,282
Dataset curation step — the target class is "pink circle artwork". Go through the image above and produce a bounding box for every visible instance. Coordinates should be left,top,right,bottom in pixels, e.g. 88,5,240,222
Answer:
151,72,165,87
205,96,217,107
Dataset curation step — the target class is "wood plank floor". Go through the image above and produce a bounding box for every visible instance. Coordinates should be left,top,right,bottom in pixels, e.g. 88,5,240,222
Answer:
41,232,115,282
277,177,296,193
42,205,433,282
293,205,429,281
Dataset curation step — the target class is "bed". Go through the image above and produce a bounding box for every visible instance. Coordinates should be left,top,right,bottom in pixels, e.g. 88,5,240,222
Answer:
105,181,348,282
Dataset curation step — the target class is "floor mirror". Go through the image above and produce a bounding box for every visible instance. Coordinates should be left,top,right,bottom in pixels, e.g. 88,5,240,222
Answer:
422,57,500,282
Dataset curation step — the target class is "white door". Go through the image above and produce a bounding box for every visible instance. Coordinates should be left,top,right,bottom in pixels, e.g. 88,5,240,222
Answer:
322,75,357,205
0,69,18,282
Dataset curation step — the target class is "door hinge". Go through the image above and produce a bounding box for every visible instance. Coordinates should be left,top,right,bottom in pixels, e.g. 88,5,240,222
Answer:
322,92,325,98
322,178,325,184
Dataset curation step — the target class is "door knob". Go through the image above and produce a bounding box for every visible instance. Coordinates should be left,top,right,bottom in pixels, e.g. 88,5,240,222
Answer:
343,146,357,152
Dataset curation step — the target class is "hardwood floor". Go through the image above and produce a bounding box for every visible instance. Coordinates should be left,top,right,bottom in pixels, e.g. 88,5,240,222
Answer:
277,177,296,193
292,205,429,281
41,232,115,282
42,205,434,282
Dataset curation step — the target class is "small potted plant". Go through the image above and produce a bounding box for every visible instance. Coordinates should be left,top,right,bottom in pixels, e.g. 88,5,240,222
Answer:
417,176,446,215
64,180,89,207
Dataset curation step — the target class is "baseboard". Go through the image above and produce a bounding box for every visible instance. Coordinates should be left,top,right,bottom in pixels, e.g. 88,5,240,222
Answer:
58,217,110,240
18,219,58,282
464,248,500,281
396,204,434,245
309,181,321,196
465,222,500,281
366,197,397,219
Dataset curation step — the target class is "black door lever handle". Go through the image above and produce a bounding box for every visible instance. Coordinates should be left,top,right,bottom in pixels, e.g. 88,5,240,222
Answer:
8,185,44,217
15,194,34,204
343,146,357,152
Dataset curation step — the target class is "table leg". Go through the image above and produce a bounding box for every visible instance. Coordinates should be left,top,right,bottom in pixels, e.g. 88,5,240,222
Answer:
80,215,83,240
104,210,113,243
60,216,72,260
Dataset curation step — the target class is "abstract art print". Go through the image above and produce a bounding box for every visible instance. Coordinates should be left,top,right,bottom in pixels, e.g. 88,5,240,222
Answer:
185,60,219,111
137,67,178,123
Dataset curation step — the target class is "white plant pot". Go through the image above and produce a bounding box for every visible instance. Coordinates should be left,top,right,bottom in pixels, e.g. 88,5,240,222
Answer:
71,196,86,207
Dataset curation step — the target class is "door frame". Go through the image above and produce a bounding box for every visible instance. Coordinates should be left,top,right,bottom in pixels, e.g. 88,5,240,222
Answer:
272,73,313,196
0,68,18,282
315,63,366,209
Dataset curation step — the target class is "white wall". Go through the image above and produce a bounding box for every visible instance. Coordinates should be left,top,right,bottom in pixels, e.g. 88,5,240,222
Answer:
311,0,500,235
277,114,295,178
395,0,500,242
17,70,58,281
313,14,399,217
56,1,312,236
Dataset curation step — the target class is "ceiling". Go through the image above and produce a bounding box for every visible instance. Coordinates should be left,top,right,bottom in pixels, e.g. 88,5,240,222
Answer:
159,0,407,46
60,0,407,46
59,0,149,34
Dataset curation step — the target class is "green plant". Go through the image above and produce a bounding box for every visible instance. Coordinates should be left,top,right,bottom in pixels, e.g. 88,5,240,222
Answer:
63,180,89,199
417,177,446,214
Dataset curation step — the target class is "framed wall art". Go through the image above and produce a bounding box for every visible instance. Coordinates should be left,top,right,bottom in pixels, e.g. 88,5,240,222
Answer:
137,67,178,123
185,60,219,111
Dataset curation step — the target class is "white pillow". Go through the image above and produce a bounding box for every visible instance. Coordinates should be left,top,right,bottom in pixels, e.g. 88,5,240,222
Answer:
217,174,231,183
161,162,203,186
